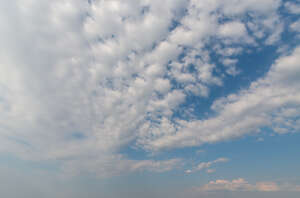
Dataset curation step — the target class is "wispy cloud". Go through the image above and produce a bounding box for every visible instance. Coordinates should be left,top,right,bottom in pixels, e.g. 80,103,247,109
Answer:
185,158,229,174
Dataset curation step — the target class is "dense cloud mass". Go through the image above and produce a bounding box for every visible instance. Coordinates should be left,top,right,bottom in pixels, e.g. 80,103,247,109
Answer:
0,0,300,177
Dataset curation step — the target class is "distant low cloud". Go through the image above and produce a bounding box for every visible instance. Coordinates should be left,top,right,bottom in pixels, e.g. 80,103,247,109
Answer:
193,178,300,192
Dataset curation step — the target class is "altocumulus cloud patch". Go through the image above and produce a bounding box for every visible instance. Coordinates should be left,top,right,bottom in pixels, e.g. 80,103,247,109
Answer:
0,0,300,181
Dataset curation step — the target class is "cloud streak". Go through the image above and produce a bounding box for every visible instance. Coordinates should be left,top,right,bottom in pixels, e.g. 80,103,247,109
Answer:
193,178,300,192
185,158,229,174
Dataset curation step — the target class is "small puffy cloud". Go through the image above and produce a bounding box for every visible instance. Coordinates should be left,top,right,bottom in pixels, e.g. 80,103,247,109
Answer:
142,46,300,151
218,21,247,38
256,182,280,192
199,178,255,191
290,20,300,33
285,2,300,14
222,58,240,76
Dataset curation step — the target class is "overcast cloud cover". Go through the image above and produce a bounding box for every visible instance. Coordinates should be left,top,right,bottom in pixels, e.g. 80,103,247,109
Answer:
0,0,300,197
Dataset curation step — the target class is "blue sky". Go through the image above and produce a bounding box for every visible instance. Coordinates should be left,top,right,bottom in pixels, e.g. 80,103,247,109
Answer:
0,0,300,197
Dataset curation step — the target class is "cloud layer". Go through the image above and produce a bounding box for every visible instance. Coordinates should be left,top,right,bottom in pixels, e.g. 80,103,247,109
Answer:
0,0,299,177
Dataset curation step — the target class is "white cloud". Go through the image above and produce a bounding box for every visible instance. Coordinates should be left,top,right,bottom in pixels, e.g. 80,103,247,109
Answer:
222,58,240,76
61,155,182,178
193,178,300,192
0,0,293,177
185,158,229,174
141,46,300,151
285,2,300,14
221,0,281,15
218,21,247,38
206,169,216,174
290,20,300,33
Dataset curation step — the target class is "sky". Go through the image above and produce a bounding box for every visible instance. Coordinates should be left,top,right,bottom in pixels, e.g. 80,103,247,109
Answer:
0,0,300,197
